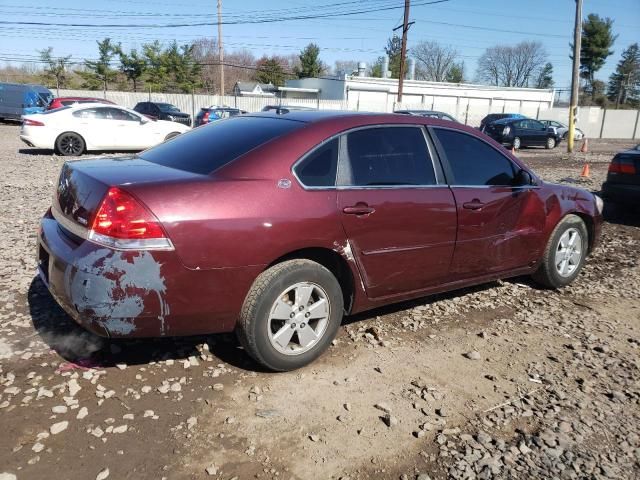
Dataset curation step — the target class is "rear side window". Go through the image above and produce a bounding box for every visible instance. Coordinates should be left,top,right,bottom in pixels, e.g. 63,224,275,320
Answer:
294,138,338,187
73,108,107,119
140,116,304,175
433,128,516,186
339,127,436,186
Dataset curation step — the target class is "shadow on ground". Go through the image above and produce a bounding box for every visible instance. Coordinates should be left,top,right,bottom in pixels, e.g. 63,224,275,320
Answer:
26,275,265,372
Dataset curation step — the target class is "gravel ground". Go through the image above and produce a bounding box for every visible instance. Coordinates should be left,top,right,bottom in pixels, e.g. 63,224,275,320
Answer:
0,125,639,480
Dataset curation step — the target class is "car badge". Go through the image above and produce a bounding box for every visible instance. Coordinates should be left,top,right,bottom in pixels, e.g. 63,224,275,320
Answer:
277,179,291,189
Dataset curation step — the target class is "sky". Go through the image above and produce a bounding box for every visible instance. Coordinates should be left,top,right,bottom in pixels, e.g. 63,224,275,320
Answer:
1,0,638,94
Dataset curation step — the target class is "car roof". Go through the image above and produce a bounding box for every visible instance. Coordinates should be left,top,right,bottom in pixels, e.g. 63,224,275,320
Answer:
244,110,392,123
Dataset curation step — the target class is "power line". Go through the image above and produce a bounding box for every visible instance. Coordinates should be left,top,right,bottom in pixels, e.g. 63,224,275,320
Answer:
0,0,450,28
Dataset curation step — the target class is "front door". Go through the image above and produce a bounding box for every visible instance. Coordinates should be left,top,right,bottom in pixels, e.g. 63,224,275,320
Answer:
336,125,457,298
430,127,546,279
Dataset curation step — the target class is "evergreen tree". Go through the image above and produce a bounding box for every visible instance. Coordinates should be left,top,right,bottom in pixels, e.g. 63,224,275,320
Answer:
445,62,465,83
78,38,118,91
385,35,403,78
117,48,146,92
142,41,169,92
370,56,385,78
295,43,324,79
607,43,640,107
576,14,617,100
535,62,554,89
254,57,286,86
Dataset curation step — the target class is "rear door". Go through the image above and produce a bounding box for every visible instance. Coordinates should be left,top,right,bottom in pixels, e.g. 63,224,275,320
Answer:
430,127,546,279
336,125,457,298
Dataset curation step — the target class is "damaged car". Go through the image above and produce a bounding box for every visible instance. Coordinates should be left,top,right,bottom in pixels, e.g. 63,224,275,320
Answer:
37,111,603,371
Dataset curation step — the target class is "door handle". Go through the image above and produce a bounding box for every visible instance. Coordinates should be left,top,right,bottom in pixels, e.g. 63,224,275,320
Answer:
463,200,485,210
343,204,375,216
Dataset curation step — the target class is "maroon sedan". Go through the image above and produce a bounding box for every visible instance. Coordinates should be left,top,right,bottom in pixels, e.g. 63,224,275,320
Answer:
37,111,603,370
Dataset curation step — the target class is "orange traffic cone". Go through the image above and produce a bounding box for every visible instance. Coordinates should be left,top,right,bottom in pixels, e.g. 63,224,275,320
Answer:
580,164,590,177
580,138,588,153
511,146,516,155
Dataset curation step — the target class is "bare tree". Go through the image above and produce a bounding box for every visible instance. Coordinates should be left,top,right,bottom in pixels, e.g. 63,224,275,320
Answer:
412,41,458,82
192,38,257,94
476,41,548,87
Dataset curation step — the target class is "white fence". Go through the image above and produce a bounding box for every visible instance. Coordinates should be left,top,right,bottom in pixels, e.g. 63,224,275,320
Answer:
59,89,640,140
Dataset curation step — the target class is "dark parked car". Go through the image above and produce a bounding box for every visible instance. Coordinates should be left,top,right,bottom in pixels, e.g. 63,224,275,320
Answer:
484,117,560,150
479,113,526,132
394,110,458,122
37,112,602,371
601,145,640,205
133,102,191,127
194,106,246,127
48,97,115,110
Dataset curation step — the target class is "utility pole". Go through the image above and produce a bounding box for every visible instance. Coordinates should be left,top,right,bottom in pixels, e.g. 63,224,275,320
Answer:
396,0,411,103
217,0,225,96
568,0,582,153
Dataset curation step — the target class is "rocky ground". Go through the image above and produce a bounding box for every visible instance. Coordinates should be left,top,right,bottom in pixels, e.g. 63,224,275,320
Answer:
0,125,638,480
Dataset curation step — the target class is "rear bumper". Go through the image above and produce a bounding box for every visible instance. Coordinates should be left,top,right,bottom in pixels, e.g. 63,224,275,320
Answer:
37,213,261,338
601,182,640,203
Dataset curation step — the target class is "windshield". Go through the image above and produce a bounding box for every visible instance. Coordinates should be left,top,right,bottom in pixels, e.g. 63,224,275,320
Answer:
157,103,180,113
139,116,305,175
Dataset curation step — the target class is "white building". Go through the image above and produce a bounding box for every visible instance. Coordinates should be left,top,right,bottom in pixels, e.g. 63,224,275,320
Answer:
285,75,555,124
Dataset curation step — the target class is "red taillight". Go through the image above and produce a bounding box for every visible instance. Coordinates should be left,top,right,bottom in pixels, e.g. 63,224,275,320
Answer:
202,111,210,123
24,119,44,126
90,187,166,240
608,158,637,175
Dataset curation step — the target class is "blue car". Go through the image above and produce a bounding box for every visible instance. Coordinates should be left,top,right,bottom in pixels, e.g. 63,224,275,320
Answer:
194,106,246,127
0,83,53,121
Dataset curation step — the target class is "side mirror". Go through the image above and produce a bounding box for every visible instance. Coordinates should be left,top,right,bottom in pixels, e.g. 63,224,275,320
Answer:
514,169,534,186
140,116,149,124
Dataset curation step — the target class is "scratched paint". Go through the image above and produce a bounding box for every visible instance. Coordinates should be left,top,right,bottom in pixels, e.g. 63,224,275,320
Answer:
65,248,169,336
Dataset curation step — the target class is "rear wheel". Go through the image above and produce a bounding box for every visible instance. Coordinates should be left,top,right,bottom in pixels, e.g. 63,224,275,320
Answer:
512,137,521,150
532,214,588,288
55,132,85,156
237,259,344,371
546,137,557,149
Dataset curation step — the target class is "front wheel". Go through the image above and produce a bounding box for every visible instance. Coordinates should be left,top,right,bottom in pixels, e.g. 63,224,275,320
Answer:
237,259,344,371
532,214,588,288
55,132,85,156
512,137,521,150
546,137,557,149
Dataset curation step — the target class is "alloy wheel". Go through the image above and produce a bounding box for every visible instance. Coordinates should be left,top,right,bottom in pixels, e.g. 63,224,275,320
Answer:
555,228,582,277
267,282,330,356
59,135,82,155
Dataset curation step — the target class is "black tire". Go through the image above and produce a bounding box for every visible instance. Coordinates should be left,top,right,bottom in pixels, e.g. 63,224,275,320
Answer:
513,137,521,150
546,137,557,149
532,214,588,289
237,259,344,371
164,132,180,141
55,132,85,156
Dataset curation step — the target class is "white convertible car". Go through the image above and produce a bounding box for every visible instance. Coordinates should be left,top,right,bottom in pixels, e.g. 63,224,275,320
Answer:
20,103,191,156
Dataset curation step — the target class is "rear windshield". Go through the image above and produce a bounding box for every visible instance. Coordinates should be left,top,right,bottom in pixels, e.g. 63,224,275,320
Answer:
139,116,304,175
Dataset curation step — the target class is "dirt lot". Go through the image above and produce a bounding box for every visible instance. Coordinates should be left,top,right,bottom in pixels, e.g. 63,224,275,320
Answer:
0,124,638,480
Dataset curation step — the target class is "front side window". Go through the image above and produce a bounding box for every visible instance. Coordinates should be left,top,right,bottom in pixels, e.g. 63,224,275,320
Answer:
102,108,140,122
294,138,338,187
339,127,436,186
433,128,516,186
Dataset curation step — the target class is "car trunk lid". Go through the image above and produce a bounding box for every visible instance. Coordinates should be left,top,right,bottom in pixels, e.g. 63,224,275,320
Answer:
53,156,204,236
